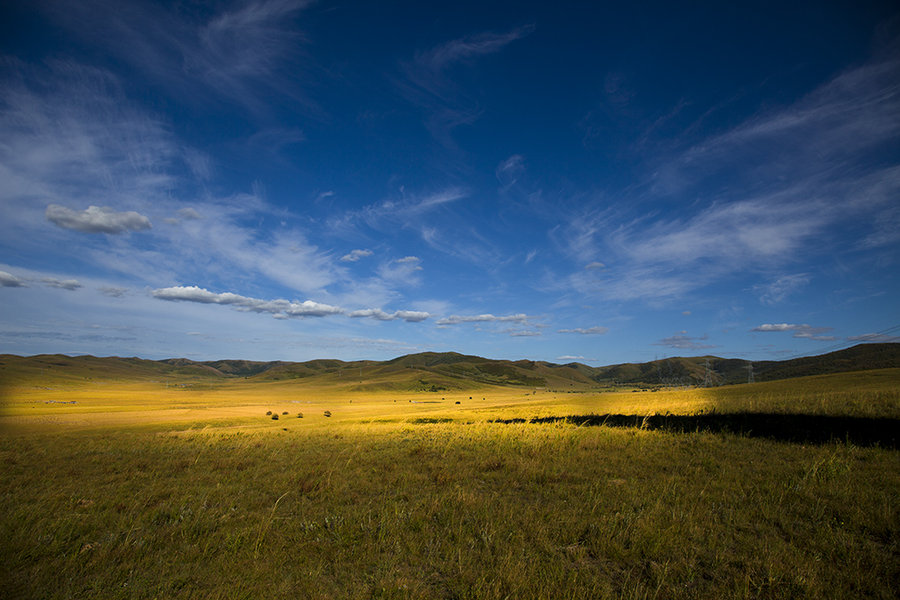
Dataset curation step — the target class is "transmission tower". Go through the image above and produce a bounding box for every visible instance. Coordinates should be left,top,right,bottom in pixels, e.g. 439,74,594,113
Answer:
747,362,755,384
702,358,712,387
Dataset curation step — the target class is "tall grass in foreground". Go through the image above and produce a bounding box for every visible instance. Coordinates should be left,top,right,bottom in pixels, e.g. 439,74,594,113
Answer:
2,419,898,599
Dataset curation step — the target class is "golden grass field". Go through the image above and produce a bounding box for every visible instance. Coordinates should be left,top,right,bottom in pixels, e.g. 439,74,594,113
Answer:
1,367,898,598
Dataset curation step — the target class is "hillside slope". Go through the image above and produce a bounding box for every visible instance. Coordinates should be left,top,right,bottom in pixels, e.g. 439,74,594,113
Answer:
1,344,898,391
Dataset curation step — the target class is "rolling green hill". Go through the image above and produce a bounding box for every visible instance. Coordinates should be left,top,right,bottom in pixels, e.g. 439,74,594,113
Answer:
1,343,898,392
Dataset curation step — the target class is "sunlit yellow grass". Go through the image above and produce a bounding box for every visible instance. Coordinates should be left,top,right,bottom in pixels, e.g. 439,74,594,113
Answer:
1,367,898,599
3,368,897,434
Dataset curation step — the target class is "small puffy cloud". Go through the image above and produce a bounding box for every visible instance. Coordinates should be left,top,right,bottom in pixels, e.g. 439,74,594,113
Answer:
395,256,421,265
46,204,152,234
437,313,530,325
395,310,430,323
341,249,373,262
751,323,836,341
165,208,202,225
847,333,900,343
0,271,27,287
100,287,128,298
752,323,799,332
42,278,82,291
348,308,431,323
584,262,605,270
558,355,585,361
682,310,692,316
506,329,541,337
654,333,716,350
558,326,608,335
152,285,343,318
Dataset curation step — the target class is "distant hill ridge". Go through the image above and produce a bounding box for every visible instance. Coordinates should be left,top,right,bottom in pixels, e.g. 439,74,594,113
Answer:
1,343,898,390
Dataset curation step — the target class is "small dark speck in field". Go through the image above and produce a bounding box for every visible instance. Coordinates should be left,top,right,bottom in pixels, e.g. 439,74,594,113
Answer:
282,411,288,415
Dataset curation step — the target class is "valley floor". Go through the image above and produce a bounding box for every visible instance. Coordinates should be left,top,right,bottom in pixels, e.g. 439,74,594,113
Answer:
1,371,898,599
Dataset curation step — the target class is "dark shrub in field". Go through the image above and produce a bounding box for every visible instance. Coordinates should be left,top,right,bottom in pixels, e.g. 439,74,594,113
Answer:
282,411,288,415
297,412,303,418
324,410,332,417
266,410,272,415
271,414,279,420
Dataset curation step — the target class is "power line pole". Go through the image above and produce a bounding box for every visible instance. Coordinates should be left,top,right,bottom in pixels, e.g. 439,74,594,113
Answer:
702,358,712,387
747,362,755,384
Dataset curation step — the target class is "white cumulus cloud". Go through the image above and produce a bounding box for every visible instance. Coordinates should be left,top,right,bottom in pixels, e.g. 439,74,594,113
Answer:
41,278,82,291
348,308,430,322
151,285,343,318
437,313,530,325
558,326,608,335
751,323,836,341
340,249,373,262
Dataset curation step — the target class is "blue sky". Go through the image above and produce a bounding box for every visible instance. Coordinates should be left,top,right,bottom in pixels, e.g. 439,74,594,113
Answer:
1,0,898,364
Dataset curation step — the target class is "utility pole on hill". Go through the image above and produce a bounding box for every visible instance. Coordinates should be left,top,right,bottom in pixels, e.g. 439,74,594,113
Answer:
702,358,712,387
747,362,755,384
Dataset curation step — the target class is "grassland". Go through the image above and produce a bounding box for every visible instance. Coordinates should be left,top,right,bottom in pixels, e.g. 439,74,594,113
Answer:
1,365,898,598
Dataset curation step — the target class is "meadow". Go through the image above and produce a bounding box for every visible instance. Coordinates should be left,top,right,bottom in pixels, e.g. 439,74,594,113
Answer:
1,367,898,598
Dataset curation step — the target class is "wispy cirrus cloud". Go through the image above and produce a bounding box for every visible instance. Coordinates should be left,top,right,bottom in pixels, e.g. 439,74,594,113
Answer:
46,204,152,234
399,25,534,146
496,154,525,193
848,333,900,343
414,26,535,74
331,188,466,238
365,189,467,228
754,273,810,305
38,0,314,114
0,60,185,220
329,187,499,267
0,59,340,296
557,49,900,304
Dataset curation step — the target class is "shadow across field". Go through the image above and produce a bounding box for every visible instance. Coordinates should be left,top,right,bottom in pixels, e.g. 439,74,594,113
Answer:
488,413,900,448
